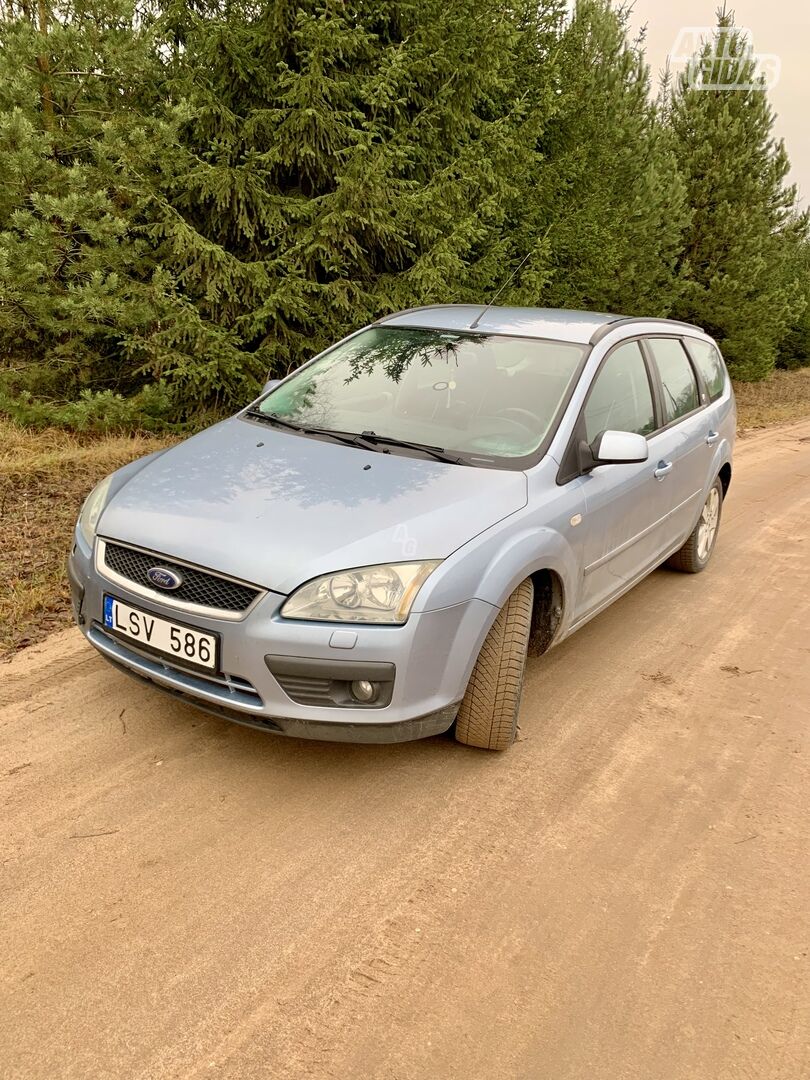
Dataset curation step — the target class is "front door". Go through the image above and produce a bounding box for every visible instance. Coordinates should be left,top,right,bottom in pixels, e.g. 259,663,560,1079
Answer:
572,339,668,621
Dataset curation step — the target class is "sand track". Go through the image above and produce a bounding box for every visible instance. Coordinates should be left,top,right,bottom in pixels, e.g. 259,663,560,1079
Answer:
2,422,809,1079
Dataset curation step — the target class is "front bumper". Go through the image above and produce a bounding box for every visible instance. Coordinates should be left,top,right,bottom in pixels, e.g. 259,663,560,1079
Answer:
68,534,496,744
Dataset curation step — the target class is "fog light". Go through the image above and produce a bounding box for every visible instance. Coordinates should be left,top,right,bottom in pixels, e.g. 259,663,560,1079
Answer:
351,679,378,703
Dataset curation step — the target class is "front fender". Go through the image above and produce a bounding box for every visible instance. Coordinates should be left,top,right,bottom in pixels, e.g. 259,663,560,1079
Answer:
414,455,586,640
88,447,172,550
415,515,580,634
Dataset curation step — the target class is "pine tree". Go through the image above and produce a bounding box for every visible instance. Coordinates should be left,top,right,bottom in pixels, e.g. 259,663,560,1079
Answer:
0,0,178,424
669,6,808,379
776,230,810,369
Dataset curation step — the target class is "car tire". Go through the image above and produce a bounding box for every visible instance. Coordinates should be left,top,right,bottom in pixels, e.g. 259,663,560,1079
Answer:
454,577,534,751
667,476,724,574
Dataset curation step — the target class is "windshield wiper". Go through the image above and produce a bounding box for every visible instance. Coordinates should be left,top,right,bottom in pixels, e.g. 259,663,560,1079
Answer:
246,411,463,464
246,410,374,451
358,431,464,465
245,409,306,433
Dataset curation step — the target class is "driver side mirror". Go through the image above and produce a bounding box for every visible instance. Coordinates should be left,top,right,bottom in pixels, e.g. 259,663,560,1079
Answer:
262,377,281,395
578,430,649,473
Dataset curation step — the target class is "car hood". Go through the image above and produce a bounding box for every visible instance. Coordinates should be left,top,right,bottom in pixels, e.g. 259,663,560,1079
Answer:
98,417,528,594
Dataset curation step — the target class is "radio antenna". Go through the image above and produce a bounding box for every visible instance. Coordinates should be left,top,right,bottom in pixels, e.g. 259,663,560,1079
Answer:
468,249,534,330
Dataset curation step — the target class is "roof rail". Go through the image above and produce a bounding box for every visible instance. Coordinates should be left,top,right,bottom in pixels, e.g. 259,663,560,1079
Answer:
589,316,704,345
372,303,463,326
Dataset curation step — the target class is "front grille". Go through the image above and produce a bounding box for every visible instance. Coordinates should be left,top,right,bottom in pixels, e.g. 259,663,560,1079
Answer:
103,542,260,613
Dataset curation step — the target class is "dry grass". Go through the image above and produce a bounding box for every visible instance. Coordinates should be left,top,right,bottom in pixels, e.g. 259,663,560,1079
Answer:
2,366,810,659
734,367,810,432
0,421,175,657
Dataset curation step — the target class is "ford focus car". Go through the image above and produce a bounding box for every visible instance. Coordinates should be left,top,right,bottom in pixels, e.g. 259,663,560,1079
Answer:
68,306,735,750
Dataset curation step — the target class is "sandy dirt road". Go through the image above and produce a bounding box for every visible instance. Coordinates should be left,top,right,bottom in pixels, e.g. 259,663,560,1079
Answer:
2,421,810,1080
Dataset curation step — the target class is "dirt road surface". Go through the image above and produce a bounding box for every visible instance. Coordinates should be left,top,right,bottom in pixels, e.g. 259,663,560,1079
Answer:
3,421,810,1080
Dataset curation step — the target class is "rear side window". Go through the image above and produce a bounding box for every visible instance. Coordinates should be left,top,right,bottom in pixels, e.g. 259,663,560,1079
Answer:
584,341,655,443
647,338,699,424
688,340,727,402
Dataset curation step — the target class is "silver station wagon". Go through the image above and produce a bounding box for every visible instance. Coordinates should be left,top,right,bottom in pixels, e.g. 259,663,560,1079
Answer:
69,306,735,750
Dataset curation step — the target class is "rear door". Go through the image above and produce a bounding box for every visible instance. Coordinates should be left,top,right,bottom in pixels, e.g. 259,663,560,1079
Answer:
642,337,710,549
684,336,735,450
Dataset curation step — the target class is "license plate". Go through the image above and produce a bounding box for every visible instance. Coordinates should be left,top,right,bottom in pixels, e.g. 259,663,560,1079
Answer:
103,595,219,672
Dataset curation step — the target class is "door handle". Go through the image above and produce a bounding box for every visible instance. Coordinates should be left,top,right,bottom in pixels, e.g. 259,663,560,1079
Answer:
654,461,674,480
706,430,720,445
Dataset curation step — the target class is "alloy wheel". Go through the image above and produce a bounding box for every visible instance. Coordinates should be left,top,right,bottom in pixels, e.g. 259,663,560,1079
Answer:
697,487,721,562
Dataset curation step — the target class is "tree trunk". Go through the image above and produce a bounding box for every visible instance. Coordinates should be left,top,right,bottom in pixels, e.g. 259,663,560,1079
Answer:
36,0,54,133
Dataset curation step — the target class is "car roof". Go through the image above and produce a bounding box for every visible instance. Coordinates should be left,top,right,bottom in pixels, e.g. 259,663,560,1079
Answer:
374,304,703,345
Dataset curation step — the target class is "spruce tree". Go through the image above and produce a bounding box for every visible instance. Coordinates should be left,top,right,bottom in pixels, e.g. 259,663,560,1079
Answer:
503,0,689,316
142,0,557,416
669,6,808,379
5,0,806,428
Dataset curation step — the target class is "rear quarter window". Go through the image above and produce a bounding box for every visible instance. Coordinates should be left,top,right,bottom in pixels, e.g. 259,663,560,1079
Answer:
687,340,728,402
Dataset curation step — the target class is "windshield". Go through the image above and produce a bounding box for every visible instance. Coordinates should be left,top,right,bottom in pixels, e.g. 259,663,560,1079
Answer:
253,327,587,463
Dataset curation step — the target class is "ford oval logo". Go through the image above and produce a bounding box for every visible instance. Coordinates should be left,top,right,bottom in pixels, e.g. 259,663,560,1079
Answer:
146,566,183,591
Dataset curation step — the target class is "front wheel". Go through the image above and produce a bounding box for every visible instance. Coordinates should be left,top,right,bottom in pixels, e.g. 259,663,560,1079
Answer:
667,477,724,573
454,578,533,751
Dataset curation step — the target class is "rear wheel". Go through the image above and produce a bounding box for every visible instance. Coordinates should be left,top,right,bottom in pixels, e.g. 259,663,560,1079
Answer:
454,578,533,751
667,477,724,574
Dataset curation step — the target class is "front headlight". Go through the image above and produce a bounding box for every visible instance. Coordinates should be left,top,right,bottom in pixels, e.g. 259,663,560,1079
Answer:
280,561,441,625
78,474,113,548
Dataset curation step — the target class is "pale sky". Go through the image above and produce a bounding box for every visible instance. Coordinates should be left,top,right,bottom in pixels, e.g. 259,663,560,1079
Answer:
626,0,810,203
